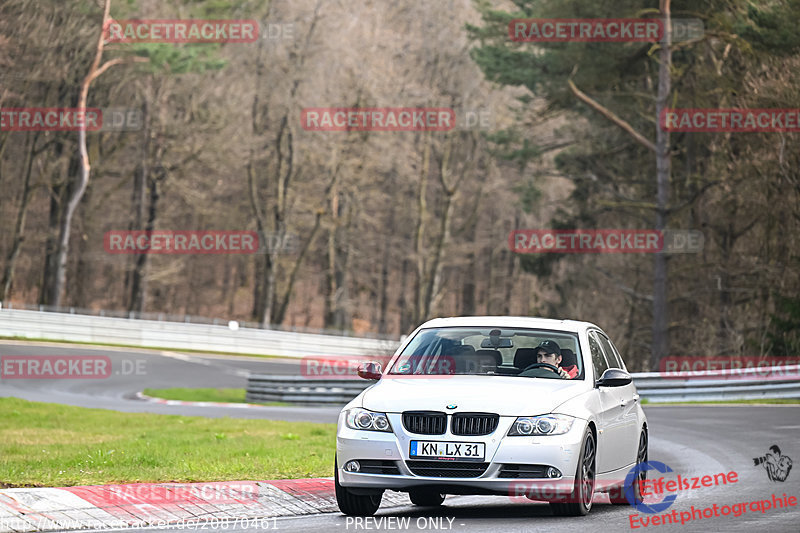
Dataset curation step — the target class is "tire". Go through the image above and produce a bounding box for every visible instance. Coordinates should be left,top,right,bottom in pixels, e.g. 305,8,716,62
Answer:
610,428,648,505
409,488,445,506
334,457,383,516
550,426,596,516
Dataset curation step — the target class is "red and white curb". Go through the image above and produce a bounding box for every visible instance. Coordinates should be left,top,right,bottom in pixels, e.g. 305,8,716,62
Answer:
0,478,410,532
134,392,267,409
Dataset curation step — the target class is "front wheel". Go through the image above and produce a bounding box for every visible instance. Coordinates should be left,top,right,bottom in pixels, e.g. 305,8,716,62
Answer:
409,488,445,506
550,426,596,516
335,457,383,516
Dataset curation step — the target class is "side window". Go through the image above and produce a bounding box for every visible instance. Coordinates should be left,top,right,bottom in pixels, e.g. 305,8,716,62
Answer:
588,332,609,378
597,334,622,369
607,337,627,370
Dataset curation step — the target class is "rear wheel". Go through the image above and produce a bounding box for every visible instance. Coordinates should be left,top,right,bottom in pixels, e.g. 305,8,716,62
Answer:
610,428,648,505
334,457,383,516
408,488,445,506
550,427,596,516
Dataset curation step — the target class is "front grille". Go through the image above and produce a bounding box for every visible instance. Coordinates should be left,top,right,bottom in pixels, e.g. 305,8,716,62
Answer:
406,460,489,478
403,411,446,435
357,460,401,475
451,413,499,436
498,464,549,478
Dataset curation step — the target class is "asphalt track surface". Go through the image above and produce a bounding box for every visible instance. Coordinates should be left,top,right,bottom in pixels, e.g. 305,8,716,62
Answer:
1,342,799,532
0,340,340,422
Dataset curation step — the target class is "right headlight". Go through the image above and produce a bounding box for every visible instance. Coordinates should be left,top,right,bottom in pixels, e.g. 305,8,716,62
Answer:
507,414,575,436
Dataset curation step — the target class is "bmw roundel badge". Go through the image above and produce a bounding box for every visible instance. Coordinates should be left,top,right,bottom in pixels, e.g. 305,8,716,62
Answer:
446,404,457,409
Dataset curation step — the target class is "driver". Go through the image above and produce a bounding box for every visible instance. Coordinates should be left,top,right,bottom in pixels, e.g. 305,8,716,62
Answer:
534,340,571,379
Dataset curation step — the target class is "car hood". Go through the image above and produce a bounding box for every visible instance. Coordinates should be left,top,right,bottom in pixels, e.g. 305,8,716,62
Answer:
360,375,588,416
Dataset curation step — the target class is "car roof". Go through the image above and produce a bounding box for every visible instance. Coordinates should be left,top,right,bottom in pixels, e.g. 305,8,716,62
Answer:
415,316,599,334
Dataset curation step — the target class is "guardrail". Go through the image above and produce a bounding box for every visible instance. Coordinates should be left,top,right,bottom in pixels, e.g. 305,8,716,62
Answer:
0,301,397,339
633,365,800,402
0,308,399,358
246,375,372,404
246,366,800,405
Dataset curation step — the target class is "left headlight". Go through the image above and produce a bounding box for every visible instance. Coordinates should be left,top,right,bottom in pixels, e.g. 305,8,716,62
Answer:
507,414,575,436
345,408,393,432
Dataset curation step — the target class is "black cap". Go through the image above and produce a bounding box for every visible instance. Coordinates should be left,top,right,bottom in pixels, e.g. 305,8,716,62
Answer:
537,340,561,357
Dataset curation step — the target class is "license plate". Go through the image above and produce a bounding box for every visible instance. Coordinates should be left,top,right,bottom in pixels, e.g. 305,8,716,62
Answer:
409,441,485,461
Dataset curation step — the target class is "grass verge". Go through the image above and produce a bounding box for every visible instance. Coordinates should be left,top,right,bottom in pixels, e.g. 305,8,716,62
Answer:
0,397,335,487
143,388,247,403
142,388,292,407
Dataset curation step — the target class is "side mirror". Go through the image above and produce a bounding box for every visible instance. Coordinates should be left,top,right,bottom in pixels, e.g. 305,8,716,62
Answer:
596,368,632,387
357,362,382,380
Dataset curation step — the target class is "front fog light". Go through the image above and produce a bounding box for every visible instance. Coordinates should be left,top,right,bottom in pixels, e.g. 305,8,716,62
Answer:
345,460,361,472
547,467,561,478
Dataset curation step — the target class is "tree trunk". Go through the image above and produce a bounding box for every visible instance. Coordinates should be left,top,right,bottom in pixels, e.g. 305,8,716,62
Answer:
40,146,75,306
273,212,322,324
414,132,431,323
377,204,394,333
423,183,454,317
128,100,150,314
461,218,478,316
325,187,340,328
651,0,672,370
50,0,124,307
399,259,412,333
1,131,39,301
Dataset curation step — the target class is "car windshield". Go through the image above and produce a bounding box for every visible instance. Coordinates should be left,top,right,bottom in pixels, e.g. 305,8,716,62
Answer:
388,327,583,379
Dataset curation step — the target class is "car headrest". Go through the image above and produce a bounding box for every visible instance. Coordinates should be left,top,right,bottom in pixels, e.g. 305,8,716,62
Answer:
513,348,538,369
560,348,578,368
475,349,502,366
451,344,476,356
455,352,498,373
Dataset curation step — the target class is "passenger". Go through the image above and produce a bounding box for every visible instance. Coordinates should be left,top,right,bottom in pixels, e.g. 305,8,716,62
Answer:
559,348,580,379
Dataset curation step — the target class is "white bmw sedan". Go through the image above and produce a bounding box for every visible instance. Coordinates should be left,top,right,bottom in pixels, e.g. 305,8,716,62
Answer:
335,316,648,516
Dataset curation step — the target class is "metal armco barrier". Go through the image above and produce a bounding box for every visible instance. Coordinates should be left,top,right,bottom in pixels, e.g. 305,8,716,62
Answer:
634,365,800,403
246,375,373,404
246,366,800,405
0,308,398,358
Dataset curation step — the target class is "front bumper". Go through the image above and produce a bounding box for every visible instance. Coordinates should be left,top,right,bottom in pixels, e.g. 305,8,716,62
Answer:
336,411,586,497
